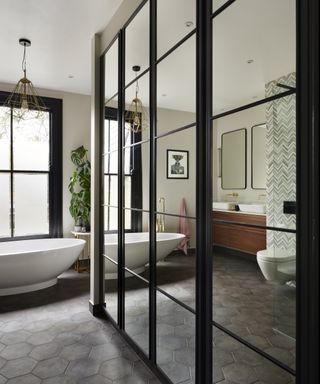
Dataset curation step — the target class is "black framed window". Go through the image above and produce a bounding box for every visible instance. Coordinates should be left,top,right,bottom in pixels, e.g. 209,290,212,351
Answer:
0,91,62,240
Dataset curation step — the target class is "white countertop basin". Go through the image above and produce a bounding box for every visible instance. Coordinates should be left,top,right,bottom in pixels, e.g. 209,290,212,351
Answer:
238,203,266,214
212,201,237,210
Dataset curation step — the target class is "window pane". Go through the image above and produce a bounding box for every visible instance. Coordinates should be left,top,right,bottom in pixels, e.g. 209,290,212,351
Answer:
13,111,50,171
105,39,118,101
14,174,49,236
104,206,118,232
0,106,10,170
0,173,11,237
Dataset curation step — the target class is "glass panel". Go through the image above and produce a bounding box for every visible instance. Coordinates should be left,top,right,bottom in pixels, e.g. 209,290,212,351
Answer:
125,1,149,86
266,92,296,231
125,271,149,354
104,175,118,207
213,326,295,383
221,128,247,190
212,230,296,369
252,123,267,189
124,142,149,211
124,211,149,273
157,35,196,136
157,127,195,217
14,174,49,236
125,71,149,141
13,111,50,171
104,39,118,101
0,173,10,237
0,106,10,170
212,0,230,13
212,0,296,114
104,205,118,232
104,206,119,322
157,0,195,59
156,215,196,310
157,291,195,383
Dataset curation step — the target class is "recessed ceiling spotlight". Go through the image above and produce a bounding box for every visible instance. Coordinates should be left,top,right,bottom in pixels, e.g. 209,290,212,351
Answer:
161,93,167,97
185,21,194,28
247,59,254,64
68,75,74,79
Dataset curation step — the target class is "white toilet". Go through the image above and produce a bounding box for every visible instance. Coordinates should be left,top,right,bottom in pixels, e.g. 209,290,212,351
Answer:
257,248,296,284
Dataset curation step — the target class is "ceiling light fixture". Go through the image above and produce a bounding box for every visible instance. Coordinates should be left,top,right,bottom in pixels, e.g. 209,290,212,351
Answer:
4,38,47,120
185,21,194,28
247,59,254,64
125,65,149,133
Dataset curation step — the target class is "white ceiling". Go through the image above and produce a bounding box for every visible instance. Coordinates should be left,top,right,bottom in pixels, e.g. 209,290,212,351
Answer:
0,0,123,95
105,0,295,114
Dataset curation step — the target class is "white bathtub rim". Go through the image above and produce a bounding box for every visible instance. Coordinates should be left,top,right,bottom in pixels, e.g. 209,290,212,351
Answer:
0,238,85,257
104,232,185,246
0,278,58,296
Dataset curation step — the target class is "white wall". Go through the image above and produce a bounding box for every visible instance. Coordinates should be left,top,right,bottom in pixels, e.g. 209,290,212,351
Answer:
213,104,267,203
0,82,91,237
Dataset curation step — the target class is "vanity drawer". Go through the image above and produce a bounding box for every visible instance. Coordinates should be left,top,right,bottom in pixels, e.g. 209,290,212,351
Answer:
212,211,266,255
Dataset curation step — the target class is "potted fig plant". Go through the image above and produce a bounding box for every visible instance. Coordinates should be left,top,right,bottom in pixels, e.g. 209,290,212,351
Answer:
68,145,91,232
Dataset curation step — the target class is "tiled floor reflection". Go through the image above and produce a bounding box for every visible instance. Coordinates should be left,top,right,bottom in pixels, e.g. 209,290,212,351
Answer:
154,251,296,371
0,271,160,384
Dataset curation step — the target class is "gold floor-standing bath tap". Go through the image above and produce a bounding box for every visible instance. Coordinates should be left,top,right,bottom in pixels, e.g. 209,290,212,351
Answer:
157,197,165,232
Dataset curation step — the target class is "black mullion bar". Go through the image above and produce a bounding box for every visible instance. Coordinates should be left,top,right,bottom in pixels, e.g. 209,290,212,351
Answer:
211,0,237,19
212,320,296,376
149,0,157,365
104,92,119,107
118,29,125,329
10,108,13,237
124,267,149,284
211,89,295,121
196,0,212,383
296,0,319,382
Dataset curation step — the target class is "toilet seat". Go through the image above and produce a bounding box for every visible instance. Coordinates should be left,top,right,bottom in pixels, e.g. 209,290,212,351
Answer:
257,249,295,263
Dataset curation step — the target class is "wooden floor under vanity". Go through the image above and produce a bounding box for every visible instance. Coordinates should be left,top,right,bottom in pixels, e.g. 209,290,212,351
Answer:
212,210,266,255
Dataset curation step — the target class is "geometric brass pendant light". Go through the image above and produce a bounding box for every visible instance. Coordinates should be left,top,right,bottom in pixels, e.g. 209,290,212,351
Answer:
4,38,47,120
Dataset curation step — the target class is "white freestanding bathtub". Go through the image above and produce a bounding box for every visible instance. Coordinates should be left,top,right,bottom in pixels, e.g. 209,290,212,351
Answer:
0,238,85,296
104,232,185,278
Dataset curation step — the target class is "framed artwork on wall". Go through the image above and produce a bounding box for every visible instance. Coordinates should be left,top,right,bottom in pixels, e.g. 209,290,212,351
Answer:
166,149,189,179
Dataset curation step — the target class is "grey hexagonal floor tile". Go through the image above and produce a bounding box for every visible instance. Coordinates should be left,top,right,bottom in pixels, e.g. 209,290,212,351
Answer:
42,376,77,384
0,375,6,384
33,357,69,379
66,358,100,379
27,331,55,346
89,342,121,362
159,361,190,384
0,342,32,360
59,343,91,361
29,342,61,361
99,357,133,381
222,362,258,384
78,374,112,384
7,374,41,384
1,330,31,345
1,357,37,379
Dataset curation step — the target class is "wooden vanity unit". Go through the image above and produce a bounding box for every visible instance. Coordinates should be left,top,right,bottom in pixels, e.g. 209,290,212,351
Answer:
212,210,266,256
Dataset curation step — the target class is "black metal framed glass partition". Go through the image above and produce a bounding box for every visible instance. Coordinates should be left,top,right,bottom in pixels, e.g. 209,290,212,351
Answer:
98,0,319,383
